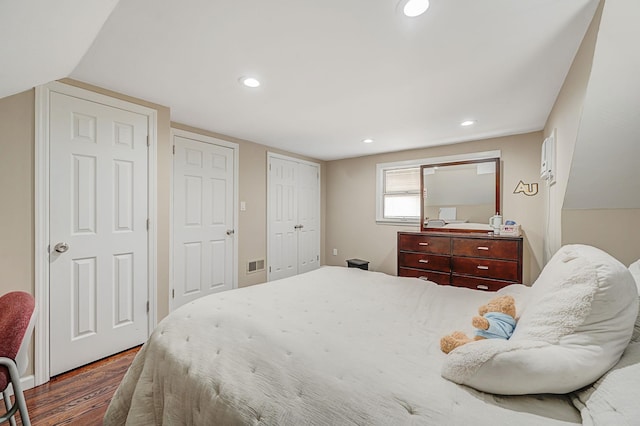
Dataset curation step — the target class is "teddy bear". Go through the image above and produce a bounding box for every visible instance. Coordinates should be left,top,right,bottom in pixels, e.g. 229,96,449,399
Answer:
440,294,517,354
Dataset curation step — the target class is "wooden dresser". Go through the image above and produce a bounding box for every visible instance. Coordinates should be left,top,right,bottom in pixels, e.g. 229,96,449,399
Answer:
397,231,523,291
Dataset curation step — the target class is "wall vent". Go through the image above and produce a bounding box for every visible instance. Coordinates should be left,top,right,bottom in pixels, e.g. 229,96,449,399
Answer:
247,259,265,274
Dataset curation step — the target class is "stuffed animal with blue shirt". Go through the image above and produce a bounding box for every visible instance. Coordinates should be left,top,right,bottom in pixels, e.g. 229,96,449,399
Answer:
440,295,517,354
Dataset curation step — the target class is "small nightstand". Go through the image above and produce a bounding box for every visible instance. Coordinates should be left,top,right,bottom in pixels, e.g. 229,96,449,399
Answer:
346,258,369,270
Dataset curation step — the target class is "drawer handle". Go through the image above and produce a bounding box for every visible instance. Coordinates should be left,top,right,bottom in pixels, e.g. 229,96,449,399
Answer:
476,284,490,290
418,259,429,264
477,246,489,250
477,265,489,270
418,242,429,246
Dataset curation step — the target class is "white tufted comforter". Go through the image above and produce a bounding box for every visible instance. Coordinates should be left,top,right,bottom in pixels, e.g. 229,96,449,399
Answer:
104,266,582,425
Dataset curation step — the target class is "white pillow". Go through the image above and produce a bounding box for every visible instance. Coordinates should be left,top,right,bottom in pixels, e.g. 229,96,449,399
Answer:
628,260,640,343
442,245,638,395
629,260,640,293
631,300,640,344
572,342,640,424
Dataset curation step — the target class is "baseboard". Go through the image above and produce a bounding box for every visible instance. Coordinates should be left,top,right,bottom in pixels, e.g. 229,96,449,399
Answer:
0,375,35,399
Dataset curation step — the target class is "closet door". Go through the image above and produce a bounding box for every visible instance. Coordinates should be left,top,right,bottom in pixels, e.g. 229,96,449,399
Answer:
297,162,320,274
171,129,238,310
267,154,320,281
268,156,298,281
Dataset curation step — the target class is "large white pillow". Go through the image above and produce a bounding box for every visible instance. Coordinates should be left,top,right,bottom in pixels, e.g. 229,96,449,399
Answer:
628,260,640,343
629,260,640,293
442,244,638,395
572,342,640,424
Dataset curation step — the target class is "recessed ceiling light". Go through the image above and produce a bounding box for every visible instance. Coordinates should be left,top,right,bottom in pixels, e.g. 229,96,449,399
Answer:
403,0,430,17
239,77,260,88
460,120,476,127
363,138,374,144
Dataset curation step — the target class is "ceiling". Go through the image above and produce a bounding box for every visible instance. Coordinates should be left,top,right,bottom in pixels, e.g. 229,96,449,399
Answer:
564,0,640,209
2,0,599,161
0,0,119,99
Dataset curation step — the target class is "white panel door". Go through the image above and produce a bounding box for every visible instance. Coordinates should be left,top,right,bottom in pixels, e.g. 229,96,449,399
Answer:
49,92,149,376
172,134,235,310
297,162,320,274
268,157,298,281
268,155,320,281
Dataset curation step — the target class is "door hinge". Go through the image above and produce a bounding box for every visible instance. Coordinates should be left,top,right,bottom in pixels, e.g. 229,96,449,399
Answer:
146,135,150,147
146,218,150,230
269,266,271,273
317,255,319,261
146,301,149,313
172,145,175,155
269,163,271,171
172,289,175,298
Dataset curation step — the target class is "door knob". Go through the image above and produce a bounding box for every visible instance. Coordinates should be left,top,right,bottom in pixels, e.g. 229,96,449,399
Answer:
226,229,235,236
54,242,69,253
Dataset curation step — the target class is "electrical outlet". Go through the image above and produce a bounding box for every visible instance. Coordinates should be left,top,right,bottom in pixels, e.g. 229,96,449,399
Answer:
332,248,338,256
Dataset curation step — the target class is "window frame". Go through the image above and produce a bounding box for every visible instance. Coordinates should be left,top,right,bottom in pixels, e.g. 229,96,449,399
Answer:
375,150,501,225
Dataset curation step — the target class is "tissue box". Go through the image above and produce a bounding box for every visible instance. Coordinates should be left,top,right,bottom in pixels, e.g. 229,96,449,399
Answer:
500,224,521,237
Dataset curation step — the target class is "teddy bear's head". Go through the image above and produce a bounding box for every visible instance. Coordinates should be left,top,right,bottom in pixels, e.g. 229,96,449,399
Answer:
478,295,516,318
441,294,517,354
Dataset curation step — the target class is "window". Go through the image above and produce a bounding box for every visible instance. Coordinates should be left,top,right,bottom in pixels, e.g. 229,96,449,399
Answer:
375,150,501,225
382,167,420,221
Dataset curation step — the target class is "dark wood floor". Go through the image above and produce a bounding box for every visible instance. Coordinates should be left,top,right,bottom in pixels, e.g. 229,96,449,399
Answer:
8,346,139,426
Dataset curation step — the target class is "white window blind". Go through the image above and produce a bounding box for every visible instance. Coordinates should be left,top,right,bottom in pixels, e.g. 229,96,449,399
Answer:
382,167,420,220
384,168,420,192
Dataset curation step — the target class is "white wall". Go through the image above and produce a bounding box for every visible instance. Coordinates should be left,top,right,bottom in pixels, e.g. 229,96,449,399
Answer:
544,0,640,265
542,1,602,262
564,0,640,209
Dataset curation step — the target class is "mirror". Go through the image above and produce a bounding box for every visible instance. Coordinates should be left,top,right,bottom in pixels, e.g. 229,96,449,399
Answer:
420,158,500,232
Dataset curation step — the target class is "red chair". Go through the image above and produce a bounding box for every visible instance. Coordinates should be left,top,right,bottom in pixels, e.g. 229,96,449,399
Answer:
0,292,36,426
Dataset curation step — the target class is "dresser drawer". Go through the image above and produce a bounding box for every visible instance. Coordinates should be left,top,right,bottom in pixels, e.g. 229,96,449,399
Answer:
452,257,519,281
398,252,450,272
451,274,511,291
399,268,451,285
398,234,450,255
452,238,520,260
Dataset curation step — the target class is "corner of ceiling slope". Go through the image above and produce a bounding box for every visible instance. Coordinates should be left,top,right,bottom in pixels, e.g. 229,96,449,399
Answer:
0,0,121,99
564,0,640,210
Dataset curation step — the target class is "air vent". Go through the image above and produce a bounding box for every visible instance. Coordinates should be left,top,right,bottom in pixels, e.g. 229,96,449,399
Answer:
247,259,265,274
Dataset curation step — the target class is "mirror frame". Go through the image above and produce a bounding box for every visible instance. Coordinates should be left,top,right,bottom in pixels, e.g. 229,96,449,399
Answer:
420,157,501,233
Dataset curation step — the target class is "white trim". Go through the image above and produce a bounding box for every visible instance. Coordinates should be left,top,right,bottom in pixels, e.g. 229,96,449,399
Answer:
0,375,35,400
267,151,321,168
376,150,502,171
34,85,50,386
266,152,322,282
266,154,272,281
34,81,158,385
375,150,501,225
147,106,159,333
168,128,239,312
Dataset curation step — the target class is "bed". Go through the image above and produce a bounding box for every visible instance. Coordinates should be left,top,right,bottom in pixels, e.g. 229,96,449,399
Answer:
105,245,640,425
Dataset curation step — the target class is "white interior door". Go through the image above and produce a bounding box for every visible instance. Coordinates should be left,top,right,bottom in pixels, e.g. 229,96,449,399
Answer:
172,132,236,310
268,154,320,281
268,157,298,281
49,92,149,376
297,163,320,274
